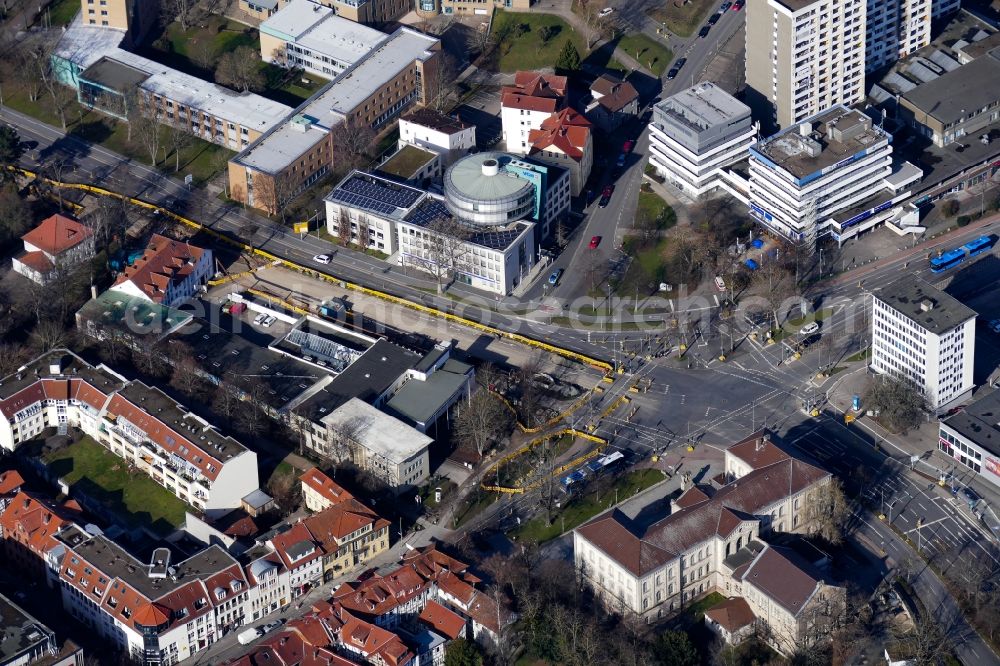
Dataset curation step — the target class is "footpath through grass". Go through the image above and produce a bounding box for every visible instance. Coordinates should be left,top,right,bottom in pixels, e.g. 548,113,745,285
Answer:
492,11,587,72
44,437,187,533
511,469,665,543
617,33,673,76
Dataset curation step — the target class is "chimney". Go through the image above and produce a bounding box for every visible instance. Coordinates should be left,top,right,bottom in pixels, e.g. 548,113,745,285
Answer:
90,285,98,300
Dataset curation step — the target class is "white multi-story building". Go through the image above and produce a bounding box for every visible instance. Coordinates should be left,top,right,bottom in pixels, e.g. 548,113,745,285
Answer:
866,0,932,72
648,82,758,200
258,0,388,79
931,0,960,19
0,351,259,516
500,72,566,154
747,106,920,245
745,0,866,130
939,388,1000,490
399,108,476,167
110,235,213,308
871,278,976,412
573,431,841,653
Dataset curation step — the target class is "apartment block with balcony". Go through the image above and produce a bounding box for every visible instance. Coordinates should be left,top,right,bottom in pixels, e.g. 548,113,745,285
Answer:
745,0,866,131
866,0,932,72
649,82,758,200
871,278,976,412
747,106,908,245
0,351,259,518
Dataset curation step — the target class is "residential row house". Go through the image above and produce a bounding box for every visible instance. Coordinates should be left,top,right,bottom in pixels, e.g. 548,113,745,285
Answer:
0,350,260,518
573,430,846,654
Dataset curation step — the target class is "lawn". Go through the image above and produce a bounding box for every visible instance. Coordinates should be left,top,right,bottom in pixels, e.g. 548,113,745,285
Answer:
679,591,726,623
651,0,718,38
846,347,872,363
378,144,435,179
637,190,677,228
259,64,329,106
45,0,80,26
492,11,587,73
617,33,673,76
147,16,259,79
511,469,665,543
44,437,188,534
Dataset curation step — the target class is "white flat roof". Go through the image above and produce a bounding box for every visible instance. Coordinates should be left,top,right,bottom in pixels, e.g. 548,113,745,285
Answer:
261,0,387,66
323,397,432,465
235,26,439,174
56,17,292,133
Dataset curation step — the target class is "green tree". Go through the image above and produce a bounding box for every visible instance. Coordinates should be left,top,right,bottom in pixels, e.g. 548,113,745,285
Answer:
652,630,698,666
555,41,581,73
0,125,24,181
865,374,925,434
444,638,483,666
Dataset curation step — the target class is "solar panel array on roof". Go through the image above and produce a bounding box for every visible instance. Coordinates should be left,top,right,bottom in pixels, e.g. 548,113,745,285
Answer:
342,175,422,208
328,189,397,216
405,199,451,228
469,226,526,251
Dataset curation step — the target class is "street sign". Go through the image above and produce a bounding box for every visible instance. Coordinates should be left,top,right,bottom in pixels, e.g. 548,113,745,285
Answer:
293,221,309,234
184,174,193,186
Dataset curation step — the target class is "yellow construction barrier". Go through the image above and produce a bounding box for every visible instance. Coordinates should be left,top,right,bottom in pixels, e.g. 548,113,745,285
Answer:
208,269,258,287
8,168,613,372
480,427,609,493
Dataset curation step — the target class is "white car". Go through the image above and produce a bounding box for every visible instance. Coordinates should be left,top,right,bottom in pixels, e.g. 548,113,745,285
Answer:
253,313,267,326
714,276,726,292
800,322,820,335
260,620,284,634
261,315,276,328
598,7,614,17
313,254,332,265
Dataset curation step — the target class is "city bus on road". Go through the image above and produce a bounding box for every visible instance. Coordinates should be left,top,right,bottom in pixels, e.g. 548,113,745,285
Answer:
930,247,969,273
963,235,994,258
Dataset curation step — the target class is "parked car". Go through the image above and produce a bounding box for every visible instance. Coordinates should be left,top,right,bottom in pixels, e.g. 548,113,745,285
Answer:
589,235,602,249
708,12,721,25
667,57,687,79
313,254,332,264
260,620,284,634
714,276,726,292
962,487,980,506
261,315,276,328
800,321,820,335
602,185,615,198
719,1,732,10
598,194,611,208
615,153,626,167
731,0,744,10
548,268,564,286
622,139,634,153
253,313,267,326
989,318,1000,333
238,628,262,645
699,25,711,37
598,7,614,17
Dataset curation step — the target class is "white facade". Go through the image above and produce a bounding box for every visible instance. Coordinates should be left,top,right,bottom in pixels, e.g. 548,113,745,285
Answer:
866,0,932,72
938,390,1000,490
649,83,758,199
501,106,554,155
748,107,895,245
871,284,976,411
325,200,399,255
931,0,960,18
746,0,866,129
399,114,476,167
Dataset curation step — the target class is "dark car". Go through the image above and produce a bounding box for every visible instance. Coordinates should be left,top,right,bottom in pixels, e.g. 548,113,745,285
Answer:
602,185,615,198
598,195,611,208
699,25,711,38
622,139,634,153
720,1,732,10
708,12,721,25
666,57,687,80
962,487,980,505
731,0,744,10
548,268,564,285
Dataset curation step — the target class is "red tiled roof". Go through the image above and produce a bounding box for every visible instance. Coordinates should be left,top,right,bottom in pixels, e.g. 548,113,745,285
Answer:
0,470,24,495
419,599,466,639
304,500,384,553
528,109,591,161
704,597,755,632
740,545,823,616
133,602,170,627
104,389,223,482
502,72,567,114
21,214,93,255
726,430,791,471
16,251,54,274
301,468,355,507
270,522,321,570
0,491,74,557
674,485,711,509
512,71,567,95
113,234,206,304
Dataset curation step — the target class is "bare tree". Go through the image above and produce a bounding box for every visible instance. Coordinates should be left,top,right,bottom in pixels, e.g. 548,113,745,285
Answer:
330,116,377,171
424,216,472,293
236,376,270,437
161,0,199,31
215,46,266,93
252,171,297,221
804,479,850,544
167,120,195,173
86,195,131,253
428,51,460,111
0,342,28,376
578,0,610,50
30,319,70,352
751,260,798,331
190,40,216,72
129,94,164,166
453,388,513,458
864,374,925,434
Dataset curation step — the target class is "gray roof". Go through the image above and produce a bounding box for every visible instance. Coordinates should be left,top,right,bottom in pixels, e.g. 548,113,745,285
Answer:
385,360,472,426
941,389,1000,457
901,49,1000,125
446,152,535,201
241,489,273,509
81,56,150,90
0,593,55,662
873,277,977,335
657,82,751,132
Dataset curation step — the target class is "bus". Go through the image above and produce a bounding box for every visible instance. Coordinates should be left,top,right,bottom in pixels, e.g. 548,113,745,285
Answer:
930,247,967,273
962,235,994,258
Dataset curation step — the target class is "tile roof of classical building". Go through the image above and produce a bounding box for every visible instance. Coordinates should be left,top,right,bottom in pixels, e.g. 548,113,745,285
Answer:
0,491,77,556
15,251,55,274
21,214,93,255
418,599,466,639
270,522,322,569
577,443,829,576
739,544,826,616
725,430,791,471
112,234,208,304
303,500,386,551
501,72,567,113
704,596,756,632
0,470,24,495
